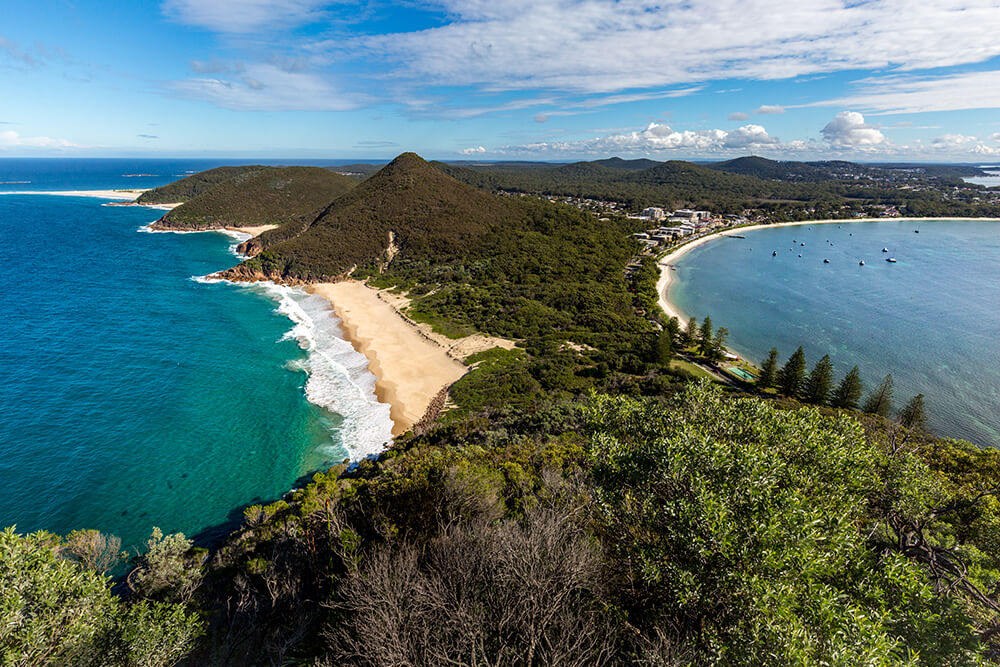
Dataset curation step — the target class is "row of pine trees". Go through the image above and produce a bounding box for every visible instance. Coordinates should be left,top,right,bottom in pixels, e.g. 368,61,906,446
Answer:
665,316,927,432
758,346,927,430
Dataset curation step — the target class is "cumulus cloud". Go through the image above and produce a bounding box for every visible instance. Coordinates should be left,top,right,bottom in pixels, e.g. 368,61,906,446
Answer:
0,130,76,149
821,111,887,148
973,144,1000,156
754,105,785,115
932,133,977,149
728,112,750,121
162,0,329,33
490,122,794,156
459,146,486,155
170,63,367,111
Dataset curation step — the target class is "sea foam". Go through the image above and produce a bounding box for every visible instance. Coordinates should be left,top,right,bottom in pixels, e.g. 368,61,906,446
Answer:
261,283,394,459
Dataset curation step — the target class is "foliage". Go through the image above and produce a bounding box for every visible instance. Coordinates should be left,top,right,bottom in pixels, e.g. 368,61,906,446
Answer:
136,166,264,204
778,346,807,398
156,166,356,231
127,527,203,604
831,365,864,410
804,354,834,404
0,527,201,666
586,382,980,664
864,373,896,417
758,347,779,388
900,393,928,431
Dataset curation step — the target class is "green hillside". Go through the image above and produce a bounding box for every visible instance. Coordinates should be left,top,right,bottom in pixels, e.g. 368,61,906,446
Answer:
135,166,265,204
224,153,519,281
153,167,357,231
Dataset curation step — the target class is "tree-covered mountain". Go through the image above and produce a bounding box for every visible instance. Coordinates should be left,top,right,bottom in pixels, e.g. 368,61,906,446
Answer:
136,166,265,204
151,167,357,230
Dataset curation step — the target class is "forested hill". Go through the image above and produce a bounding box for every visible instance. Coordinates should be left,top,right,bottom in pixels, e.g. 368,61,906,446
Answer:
222,152,522,282
434,157,836,212
151,167,357,231
710,155,986,181
136,166,264,204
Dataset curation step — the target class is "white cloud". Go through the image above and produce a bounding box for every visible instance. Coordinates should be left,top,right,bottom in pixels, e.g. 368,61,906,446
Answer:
491,121,791,156
754,105,785,114
343,0,1000,102
162,0,329,33
812,70,1000,114
821,111,887,148
459,146,486,155
0,130,76,149
728,112,750,121
170,64,366,111
932,133,978,149
973,144,1000,156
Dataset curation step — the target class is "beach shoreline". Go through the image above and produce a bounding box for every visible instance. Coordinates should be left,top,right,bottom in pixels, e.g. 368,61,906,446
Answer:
657,216,1000,326
0,189,184,210
308,281,469,436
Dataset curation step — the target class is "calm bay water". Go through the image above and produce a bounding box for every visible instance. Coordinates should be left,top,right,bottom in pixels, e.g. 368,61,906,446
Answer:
0,160,391,548
669,219,1000,447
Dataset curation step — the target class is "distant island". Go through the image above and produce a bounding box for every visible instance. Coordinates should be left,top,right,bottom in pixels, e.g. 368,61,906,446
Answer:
8,153,1000,666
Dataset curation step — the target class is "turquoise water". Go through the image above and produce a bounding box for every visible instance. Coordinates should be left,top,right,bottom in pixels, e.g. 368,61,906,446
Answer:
669,220,1000,447
0,194,391,548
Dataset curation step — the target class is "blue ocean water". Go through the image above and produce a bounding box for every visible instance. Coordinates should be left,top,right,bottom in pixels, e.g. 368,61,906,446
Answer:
669,220,1000,447
0,160,392,549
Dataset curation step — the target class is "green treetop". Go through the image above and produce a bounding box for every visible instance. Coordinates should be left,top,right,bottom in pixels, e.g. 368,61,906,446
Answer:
863,374,895,417
804,354,834,405
899,393,928,431
698,316,714,357
758,347,779,389
778,346,807,398
831,366,864,410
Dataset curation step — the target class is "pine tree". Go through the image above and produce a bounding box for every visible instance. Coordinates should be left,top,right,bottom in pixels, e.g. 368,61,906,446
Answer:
656,330,674,365
898,393,927,431
804,355,834,404
758,348,779,388
778,347,807,398
831,366,864,410
698,317,714,357
684,317,698,347
665,316,681,347
863,374,895,417
710,327,729,362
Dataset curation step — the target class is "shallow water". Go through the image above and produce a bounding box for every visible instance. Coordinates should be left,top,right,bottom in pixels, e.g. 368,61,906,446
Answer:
669,219,1000,447
0,193,391,548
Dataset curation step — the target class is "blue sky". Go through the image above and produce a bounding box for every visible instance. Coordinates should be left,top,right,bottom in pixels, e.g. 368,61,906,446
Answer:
2,0,999,162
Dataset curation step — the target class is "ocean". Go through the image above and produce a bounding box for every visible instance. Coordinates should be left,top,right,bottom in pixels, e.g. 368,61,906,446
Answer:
668,219,1000,448
0,159,392,549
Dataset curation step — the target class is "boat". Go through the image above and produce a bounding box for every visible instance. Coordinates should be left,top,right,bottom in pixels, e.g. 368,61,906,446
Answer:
823,258,830,263
798,254,802,257
800,242,805,246
886,257,897,263
914,230,919,233
859,260,865,266
882,247,889,252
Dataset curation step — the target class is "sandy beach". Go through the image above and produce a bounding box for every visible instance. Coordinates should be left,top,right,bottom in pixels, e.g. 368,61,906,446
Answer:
657,216,1000,326
0,189,148,200
309,281,469,436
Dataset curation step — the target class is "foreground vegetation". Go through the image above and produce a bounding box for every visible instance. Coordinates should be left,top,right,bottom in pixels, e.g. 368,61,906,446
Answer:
6,154,1000,665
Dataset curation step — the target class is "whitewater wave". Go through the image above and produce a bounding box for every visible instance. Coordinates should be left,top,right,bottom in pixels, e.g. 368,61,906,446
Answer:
257,282,394,459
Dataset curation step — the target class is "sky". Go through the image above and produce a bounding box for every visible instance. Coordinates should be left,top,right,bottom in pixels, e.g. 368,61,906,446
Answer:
2,0,1000,162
